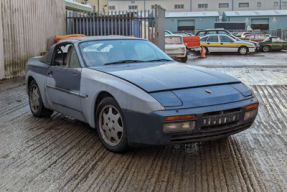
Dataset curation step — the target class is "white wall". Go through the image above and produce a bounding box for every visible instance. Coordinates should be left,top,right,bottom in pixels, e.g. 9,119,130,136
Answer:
0,7,4,79
0,0,66,79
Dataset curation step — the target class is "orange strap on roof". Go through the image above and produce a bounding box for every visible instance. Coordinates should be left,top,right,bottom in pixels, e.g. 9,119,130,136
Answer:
55,34,86,42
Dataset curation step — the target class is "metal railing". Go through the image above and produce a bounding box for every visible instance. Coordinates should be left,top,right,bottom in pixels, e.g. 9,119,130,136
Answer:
66,5,166,50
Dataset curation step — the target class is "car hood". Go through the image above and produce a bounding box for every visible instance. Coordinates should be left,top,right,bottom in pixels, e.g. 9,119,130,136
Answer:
235,41,254,46
90,62,241,93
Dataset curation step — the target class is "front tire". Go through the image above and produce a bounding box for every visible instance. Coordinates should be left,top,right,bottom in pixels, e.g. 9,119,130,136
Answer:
29,80,53,117
96,97,128,153
239,47,248,55
180,55,188,63
262,46,270,52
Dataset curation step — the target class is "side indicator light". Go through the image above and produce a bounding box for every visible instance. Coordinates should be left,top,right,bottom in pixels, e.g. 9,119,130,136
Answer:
246,103,259,110
164,114,196,121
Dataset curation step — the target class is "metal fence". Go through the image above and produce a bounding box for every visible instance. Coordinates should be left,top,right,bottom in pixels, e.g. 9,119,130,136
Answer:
66,5,166,50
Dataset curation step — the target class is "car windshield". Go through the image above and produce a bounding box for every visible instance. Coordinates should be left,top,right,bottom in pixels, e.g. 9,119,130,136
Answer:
165,36,183,44
263,37,271,42
79,39,172,67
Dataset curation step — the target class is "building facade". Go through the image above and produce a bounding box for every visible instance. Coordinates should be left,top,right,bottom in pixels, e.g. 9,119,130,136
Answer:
108,0,287,15
222,10,287,30
73,0,109,12
165,12,220,31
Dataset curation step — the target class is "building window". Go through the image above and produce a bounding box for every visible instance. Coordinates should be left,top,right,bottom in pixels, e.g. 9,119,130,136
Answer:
257,2,262,7
198,4,208,8
239,3,249,7
274,2,278,7
108,6,115,10
174,4,184,9
151,5,161,9
283,2,287,6
128,5,138,10
219,3,229,8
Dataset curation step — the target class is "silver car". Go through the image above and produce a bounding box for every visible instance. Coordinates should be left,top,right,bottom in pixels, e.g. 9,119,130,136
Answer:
194,34,256,55
26,36,258,153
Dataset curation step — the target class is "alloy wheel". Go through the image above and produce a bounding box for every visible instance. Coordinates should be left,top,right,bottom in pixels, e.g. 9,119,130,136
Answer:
99,105,124,146
240,47,247,55
30,85,40,113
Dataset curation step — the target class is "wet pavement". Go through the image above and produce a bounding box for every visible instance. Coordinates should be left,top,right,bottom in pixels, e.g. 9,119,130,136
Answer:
1,51,287,191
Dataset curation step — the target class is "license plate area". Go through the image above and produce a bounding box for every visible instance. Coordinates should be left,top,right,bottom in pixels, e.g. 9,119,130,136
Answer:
202,111,241,127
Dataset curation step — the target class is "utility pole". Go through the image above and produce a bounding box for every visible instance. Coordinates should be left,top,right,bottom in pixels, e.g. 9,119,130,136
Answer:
144,0,146,11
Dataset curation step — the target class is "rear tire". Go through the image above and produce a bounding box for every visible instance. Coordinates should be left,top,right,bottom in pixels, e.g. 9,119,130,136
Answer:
96,97,129,153
262,46,270,52
239,47,248,55
29,80,53,117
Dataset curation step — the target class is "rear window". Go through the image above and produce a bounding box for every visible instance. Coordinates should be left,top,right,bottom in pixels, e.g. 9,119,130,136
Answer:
207,31,217,35
165,36,183,44
197,31,206,36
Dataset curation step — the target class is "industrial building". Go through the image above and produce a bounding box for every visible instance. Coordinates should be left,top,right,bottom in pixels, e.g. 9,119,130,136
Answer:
108,0,287,15
165,12,220,31
222,10,287,30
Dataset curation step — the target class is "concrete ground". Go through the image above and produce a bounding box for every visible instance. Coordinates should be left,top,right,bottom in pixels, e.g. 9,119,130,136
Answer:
1,51,287,191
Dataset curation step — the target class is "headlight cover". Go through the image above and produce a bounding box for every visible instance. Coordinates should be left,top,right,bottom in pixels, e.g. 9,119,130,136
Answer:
244,109,258,121
181,48,186,52
163,121,195,132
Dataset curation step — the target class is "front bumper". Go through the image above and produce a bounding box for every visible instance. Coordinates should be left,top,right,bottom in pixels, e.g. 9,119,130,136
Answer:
123,97,258,146
249,47,256,53
166,52,186,58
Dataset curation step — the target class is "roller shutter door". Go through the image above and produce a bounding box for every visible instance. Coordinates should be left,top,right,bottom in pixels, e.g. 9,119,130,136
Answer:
178,20,195,31
251,19,269,30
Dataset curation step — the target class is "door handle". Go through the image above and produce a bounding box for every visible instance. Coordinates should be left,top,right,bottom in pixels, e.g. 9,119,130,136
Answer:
221,43,223,45
207,43,210,45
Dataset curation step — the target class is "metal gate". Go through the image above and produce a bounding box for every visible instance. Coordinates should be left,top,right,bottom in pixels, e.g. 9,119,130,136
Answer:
66,5,166,50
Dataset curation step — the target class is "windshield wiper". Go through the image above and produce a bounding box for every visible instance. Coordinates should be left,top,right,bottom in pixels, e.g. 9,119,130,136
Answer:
145,59,173,62
104,60,145,65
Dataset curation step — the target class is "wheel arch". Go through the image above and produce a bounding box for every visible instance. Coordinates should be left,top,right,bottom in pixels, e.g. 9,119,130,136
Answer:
91,91,117,128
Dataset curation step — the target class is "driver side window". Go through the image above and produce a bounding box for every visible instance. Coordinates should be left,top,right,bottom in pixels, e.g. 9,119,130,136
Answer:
53,44,72,67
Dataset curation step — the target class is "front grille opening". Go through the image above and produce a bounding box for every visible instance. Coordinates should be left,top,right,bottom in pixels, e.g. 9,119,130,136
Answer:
201,121,239,131
170,122,252,143
202,108,241,117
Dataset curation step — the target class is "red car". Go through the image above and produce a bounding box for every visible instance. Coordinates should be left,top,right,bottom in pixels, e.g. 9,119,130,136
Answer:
244,34,266,42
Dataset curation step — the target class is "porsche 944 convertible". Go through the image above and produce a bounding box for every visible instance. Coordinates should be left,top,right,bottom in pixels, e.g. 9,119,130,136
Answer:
26,36,259,153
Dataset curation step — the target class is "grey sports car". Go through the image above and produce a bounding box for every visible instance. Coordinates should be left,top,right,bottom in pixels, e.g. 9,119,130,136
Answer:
26,36,259,153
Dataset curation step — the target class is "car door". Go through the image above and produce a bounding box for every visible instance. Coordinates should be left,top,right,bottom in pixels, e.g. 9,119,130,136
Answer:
271,38,283,50
46,44,86,121
219,35,237,52
206,36,220,52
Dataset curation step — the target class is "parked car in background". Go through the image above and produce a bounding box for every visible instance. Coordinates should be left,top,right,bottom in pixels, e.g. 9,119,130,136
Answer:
232,36,260,51
165,35,187,63
25,36,259,153
244,34,266,42
165,30,173,35
195,34,256,55
173,32,194,36
195,29,234,37
166,30,200,51
259,36,287,52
